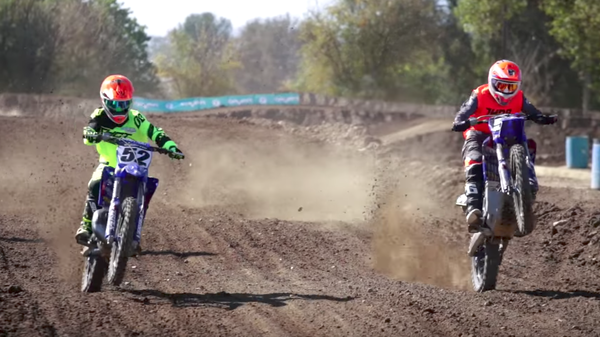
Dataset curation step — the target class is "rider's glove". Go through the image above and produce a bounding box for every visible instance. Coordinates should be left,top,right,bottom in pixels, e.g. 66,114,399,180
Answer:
533,114,558,125
167,146,185,160
83,126,101,143
451,120,471,132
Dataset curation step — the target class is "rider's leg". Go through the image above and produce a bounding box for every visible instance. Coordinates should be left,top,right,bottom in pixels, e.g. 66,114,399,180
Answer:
75,164,105,244
462,130,486,233
527,138,539,198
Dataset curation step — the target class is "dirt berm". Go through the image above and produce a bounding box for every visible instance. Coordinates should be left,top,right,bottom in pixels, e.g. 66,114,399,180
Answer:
2,105,600,336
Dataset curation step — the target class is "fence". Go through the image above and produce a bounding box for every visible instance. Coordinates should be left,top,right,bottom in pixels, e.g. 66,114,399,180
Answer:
132,93,300,113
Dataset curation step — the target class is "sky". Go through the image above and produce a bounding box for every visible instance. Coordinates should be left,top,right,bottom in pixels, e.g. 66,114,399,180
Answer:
119,0,333,37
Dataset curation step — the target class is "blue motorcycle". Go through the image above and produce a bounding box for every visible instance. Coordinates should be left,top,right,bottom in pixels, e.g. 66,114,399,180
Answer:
80,133,184,292
455,112,555,292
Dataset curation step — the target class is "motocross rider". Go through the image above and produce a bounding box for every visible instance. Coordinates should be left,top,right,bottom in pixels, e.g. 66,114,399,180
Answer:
75,74,184,253
451,60,557,233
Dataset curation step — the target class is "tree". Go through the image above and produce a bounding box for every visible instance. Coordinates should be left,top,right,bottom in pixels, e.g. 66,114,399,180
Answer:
293,0,442,101
235,15,302,94
435,0,482,104
155,13,239,98
148,36,172,61
50,0,160,97
541,0,600,112
0,0,58,93
0,0,160,97
454,0,582,108
454,0,526,54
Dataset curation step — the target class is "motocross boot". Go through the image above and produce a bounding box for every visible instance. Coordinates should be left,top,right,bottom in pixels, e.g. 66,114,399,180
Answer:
465,164,484,233
75,218,92,245
75,194,95,245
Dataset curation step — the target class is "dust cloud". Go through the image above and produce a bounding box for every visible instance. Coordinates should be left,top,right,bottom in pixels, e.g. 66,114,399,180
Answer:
174,136,378,223
0,120,91,285
370,169,471,291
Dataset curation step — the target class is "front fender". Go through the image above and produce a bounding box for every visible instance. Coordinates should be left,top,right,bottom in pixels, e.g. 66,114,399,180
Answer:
117,163,148,179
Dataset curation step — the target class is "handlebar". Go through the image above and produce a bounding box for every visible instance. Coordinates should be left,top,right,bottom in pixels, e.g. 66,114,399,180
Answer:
470,112,528,125
452,112,558,132
469,112,557,126
83,132,185,159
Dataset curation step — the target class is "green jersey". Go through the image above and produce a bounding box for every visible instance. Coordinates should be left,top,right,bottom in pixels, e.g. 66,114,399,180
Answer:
83,108,177,167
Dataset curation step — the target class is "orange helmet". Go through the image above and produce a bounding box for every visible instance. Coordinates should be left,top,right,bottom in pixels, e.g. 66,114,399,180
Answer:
100,75,134,124
488,60,521,106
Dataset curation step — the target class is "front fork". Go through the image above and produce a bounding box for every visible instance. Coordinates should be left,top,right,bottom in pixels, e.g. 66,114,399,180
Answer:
104,175,147,247
496,141,538,194
105,175,122,245
134,182,146,246
496,144,512,193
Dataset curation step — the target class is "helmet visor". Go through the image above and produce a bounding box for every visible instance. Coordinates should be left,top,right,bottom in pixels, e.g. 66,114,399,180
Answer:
492,79,519,94
104,99,131,115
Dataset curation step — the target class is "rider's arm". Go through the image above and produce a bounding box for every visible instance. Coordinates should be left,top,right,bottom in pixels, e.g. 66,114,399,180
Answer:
452,91,478,131
133,111,179,151
454,91,478,123
83,109,103,146
522,95,557,124
522,96,543,119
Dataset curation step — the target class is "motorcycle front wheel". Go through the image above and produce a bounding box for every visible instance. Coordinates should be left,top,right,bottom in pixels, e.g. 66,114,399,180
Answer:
106,196,138,286
509,144,535,237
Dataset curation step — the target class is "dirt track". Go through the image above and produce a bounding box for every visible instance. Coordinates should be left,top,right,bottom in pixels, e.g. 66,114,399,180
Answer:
2,113,600,337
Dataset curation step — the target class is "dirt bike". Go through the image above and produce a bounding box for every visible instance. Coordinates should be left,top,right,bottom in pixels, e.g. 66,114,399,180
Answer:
455,112,555,292
80,133,184,292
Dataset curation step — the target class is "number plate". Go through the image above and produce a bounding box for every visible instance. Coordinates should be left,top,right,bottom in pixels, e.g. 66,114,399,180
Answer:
117,145,153,167
491,118,502,131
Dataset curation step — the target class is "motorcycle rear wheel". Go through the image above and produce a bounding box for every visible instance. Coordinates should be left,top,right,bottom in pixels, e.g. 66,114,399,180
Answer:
81,247,108,293
471,240,501,292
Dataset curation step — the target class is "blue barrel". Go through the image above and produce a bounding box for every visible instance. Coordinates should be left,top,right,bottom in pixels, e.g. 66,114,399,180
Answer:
592,139,600,189
566,136,589,169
